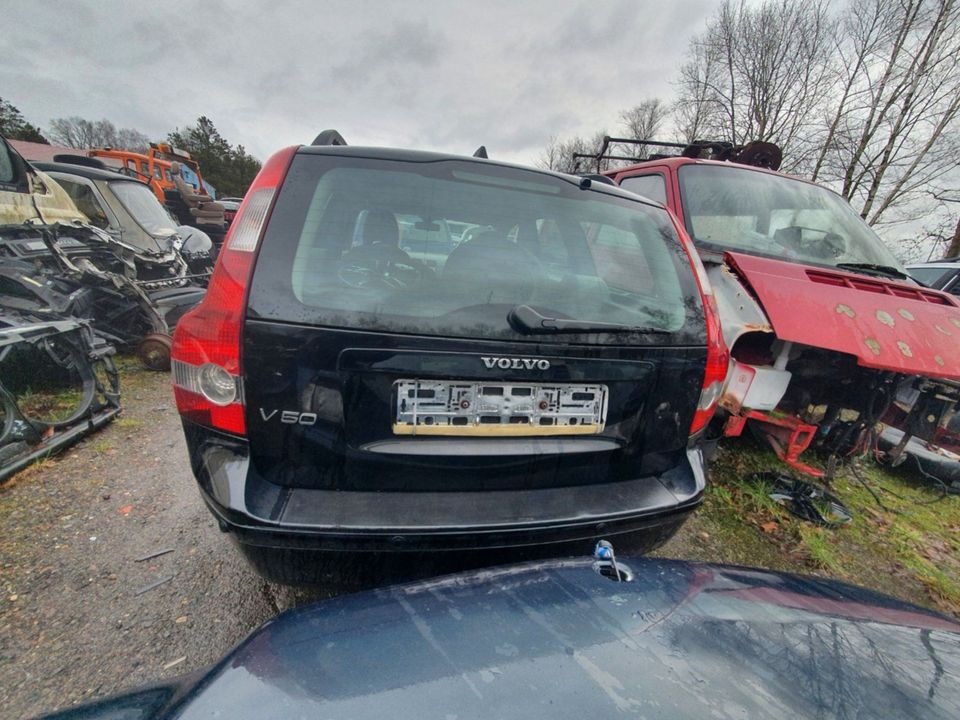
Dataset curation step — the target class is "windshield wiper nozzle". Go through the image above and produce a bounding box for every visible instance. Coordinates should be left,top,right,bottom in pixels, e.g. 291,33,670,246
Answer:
508,304,668,335
834,263,911,281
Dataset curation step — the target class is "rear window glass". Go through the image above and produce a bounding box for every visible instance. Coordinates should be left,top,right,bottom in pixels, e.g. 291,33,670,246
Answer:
249,153,703,345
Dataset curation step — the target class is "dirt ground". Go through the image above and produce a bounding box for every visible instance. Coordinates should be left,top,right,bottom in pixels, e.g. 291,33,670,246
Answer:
2,363,958,718
1,363,279,718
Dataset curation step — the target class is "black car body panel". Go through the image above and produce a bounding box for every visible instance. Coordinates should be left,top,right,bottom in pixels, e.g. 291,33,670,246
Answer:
241,323,706,492
42,556,960,720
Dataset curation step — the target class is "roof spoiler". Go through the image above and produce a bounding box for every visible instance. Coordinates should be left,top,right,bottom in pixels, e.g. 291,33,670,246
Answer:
52,154,109,170
573,136,783,173
312,129,348,146
580,173,615,186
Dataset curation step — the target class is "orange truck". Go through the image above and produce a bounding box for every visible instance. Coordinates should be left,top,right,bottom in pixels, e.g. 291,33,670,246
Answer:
88,143,211,202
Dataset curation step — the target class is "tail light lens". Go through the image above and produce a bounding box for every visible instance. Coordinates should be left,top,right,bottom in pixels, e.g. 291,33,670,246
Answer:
676,225,729,436
171,146,298,435
691,293,729,435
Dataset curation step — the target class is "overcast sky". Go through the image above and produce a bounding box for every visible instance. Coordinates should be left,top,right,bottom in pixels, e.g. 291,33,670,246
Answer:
2,0,718,164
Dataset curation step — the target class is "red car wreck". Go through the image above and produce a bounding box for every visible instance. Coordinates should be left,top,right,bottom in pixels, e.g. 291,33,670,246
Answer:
591,138,960,478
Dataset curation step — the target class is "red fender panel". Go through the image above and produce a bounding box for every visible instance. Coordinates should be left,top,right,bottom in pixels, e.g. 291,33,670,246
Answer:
725,252,960,380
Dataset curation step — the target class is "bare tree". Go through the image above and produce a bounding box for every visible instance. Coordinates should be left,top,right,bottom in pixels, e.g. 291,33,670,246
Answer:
620,100,667,141
943,218,960,259
47,116,150,151
537,135,566,171
537,131,612,174
115,127,150,152
615,99,669,160
538,102,670,174
812,0,960,227
921,190,960,258
675,0,837,172
673,43,719,143
944,218,960,259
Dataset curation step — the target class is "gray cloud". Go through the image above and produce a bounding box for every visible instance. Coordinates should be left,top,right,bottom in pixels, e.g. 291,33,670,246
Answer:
331,20,444,84
1,0,718,165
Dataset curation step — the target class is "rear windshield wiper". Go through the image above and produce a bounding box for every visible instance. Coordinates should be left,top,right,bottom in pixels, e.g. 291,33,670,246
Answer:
508,304,669,335
834,263,911,281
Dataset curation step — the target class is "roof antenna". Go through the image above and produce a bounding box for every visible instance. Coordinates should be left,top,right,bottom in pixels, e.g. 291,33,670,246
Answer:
473,145,488,159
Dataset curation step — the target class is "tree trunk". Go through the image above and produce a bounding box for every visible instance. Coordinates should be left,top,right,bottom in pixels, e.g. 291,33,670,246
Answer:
943,217,960,259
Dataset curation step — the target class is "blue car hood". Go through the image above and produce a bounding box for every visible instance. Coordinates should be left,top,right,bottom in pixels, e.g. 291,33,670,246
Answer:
45,557,960,720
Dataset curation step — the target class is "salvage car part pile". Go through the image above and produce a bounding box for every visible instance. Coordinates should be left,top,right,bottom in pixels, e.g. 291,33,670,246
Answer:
35,158,218,285
0,222,204,370
0,311,120,482
2,137,208,370
750,471,853,526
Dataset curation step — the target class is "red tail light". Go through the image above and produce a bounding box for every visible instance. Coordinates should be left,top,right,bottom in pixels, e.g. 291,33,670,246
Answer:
691,293,729,435
171,146,298,435
675,224,729,436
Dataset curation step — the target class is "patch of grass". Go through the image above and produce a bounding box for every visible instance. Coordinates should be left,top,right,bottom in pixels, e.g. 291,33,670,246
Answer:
1,457,56,487
112,353,161,391
16,387,84,422
660,435,960,617
115,418,143,429
798,525,841,572
91,441,113,454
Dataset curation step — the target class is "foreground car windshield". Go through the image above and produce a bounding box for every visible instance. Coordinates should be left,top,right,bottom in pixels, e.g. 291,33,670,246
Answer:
678,164,907,273
250,154,701,344
109,180,178,241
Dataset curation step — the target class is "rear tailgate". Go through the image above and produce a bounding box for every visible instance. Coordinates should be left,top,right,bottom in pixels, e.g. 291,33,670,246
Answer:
727,252,960,380
242,323,706,492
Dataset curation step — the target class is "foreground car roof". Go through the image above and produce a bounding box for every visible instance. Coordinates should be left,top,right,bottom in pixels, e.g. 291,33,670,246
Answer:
46,556,960,719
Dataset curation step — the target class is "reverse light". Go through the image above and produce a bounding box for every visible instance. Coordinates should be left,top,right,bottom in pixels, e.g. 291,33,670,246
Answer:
171,145,298,436
198,363,238,405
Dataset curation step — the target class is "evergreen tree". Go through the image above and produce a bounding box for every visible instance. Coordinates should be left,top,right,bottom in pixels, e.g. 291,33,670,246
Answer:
0,98,48,143
168,116,261,197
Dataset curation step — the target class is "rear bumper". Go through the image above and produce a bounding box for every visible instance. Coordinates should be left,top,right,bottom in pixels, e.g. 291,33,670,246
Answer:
186,425,706,553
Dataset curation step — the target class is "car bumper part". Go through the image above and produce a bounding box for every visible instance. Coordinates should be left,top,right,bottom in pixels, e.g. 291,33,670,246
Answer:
186,424,706,554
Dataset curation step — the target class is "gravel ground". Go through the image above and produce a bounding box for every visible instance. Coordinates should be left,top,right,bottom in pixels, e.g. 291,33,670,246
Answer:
0,367,290,719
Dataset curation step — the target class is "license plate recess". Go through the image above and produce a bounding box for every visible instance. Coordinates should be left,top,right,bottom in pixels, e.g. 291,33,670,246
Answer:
393,380,608,436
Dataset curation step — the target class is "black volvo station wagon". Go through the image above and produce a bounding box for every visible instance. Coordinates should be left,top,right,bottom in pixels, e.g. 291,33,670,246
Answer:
171,132,727,583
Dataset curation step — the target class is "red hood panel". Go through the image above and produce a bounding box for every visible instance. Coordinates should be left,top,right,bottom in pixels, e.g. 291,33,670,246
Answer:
726,252,960,380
